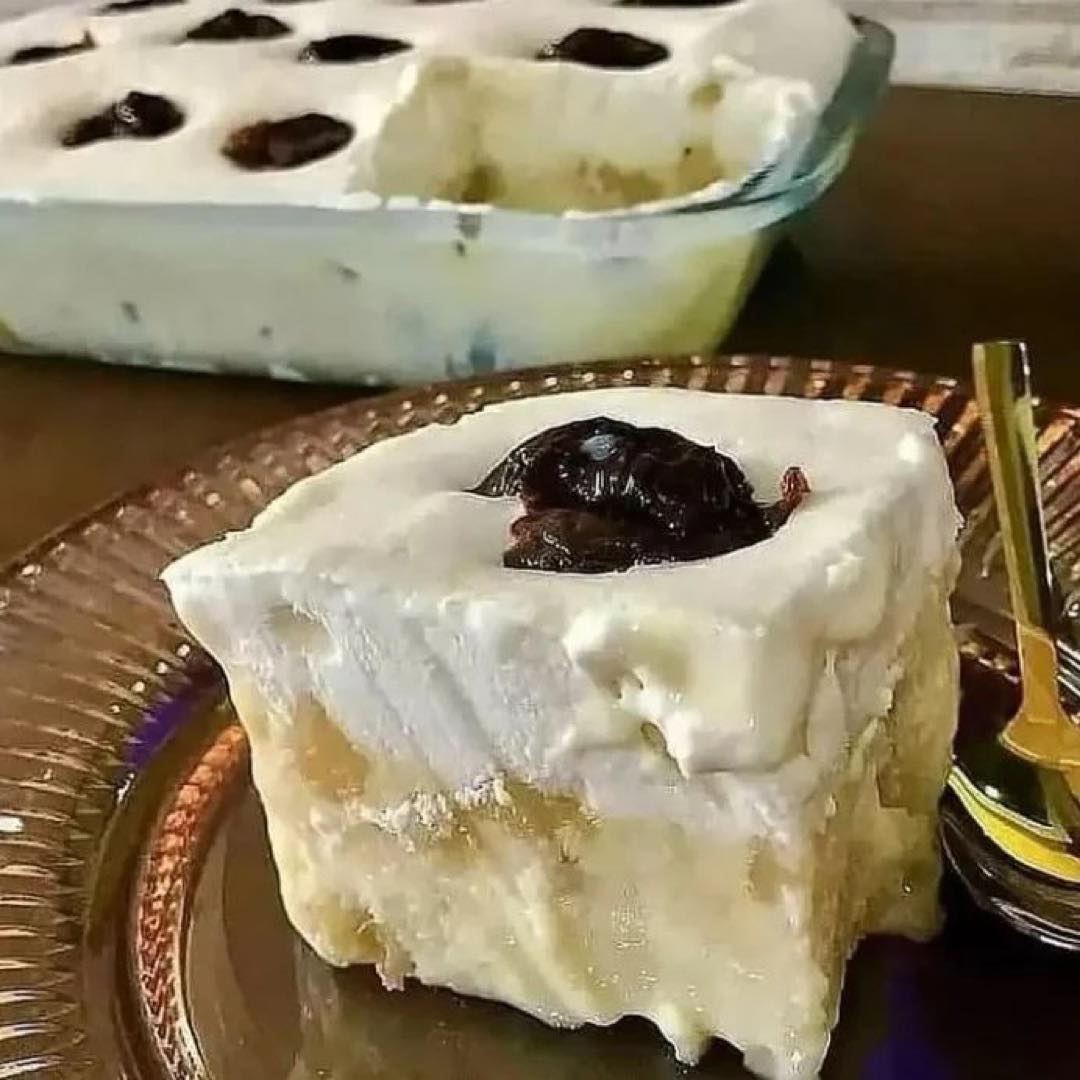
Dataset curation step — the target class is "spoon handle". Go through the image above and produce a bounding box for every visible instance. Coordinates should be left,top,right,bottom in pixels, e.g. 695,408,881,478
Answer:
972,341,1057,637
973,341,1080,770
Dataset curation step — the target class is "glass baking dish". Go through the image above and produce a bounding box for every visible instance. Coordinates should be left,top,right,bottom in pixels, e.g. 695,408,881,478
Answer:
0,19,892,385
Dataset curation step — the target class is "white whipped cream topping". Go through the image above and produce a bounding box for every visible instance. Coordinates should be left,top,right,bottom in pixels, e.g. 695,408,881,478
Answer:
0,0,855,211
164,389,960,842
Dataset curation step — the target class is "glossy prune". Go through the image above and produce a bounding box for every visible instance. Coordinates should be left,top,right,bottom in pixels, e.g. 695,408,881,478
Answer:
474,417,808,573
184,9,290,41
298,34,410,63
535,27,668,70
9,32,94,65
98,0,184,13
222,114,353,170
61,91,184,147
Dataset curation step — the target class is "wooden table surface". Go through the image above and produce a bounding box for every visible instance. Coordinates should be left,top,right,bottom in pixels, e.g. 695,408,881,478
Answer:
2,85,1079,564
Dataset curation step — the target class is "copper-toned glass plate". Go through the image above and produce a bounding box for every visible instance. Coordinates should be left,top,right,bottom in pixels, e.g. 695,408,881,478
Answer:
2,355,1079,1080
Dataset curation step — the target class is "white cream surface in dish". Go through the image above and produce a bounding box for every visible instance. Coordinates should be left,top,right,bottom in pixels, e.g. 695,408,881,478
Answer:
0,0,855,212
164,390,961,1079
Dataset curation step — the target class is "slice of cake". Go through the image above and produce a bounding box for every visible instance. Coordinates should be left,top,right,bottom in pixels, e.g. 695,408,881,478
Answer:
163,388,960,1080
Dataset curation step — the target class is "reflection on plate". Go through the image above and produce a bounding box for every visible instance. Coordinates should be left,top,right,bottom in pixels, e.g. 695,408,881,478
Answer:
1,355,1079,1079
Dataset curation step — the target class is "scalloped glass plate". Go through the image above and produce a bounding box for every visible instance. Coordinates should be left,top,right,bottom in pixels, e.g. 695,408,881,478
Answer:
1,355,1079,1080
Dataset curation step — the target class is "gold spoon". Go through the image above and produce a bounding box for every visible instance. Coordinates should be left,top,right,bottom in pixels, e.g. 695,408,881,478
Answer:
971,340,1080,771
948,771,1080,884
943,341,1080,888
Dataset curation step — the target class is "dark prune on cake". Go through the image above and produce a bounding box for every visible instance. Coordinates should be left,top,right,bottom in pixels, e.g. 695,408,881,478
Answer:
535,27,669,70
473,417,809,573
61,91,185,148
9,32,94,65
618,1,741,7
98,0,184,13
299,34,411,63
504,508,678,575
222,114,354,170
764,466,812,533
185,9,291,41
